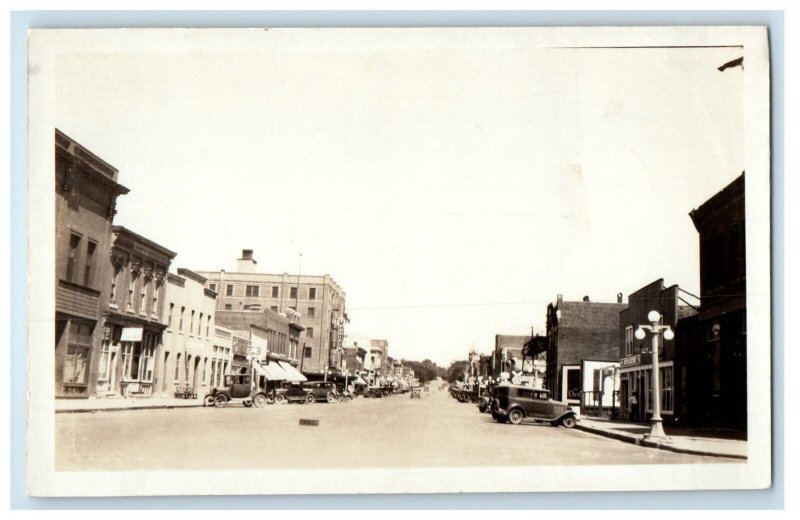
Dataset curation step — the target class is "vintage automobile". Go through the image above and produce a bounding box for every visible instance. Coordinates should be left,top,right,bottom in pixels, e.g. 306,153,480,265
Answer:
490,385,578,428
275,380,339,404
206,374,271,408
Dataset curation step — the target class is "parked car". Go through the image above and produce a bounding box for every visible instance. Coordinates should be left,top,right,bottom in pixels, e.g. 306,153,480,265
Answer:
275,381,339,404
205,374,271,408
303,381,340,403
490,385,578,427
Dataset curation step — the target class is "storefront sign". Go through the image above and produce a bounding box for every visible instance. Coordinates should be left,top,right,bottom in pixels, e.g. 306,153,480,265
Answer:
620,354,641,367
120,327,143,342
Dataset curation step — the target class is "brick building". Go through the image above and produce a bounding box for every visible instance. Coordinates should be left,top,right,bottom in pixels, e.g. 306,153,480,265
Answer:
158,268,218,397
214,308,306,372
545,295,626,403
341,345,366,375
97,227,175,397
197,250,346,374
689,173,747,431
491,335,531,379
618,279,699,424
55,129,129,398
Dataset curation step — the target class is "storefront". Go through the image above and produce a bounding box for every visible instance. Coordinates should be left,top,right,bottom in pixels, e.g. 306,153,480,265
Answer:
96,322,163,397
618,354,675,424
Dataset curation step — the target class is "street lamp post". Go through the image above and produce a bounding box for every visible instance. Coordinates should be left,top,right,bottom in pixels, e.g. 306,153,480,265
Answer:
635,310,675,441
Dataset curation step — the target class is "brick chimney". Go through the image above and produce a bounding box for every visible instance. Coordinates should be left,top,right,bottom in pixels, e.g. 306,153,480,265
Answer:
237,249,258,273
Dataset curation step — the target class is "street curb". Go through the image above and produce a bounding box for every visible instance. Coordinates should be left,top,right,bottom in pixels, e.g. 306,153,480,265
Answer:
576,424,747,460
56,404,204,414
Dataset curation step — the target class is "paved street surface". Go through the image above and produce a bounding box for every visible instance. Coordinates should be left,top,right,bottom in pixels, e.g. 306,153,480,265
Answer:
56,388,737,471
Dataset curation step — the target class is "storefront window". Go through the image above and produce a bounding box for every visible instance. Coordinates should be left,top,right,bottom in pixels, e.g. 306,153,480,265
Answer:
98,340,111,380
63,321,93,384
661,366,674,413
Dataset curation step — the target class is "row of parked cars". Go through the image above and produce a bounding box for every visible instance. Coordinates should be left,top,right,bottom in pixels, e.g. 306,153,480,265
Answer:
452,382,578,428
204,374,348,408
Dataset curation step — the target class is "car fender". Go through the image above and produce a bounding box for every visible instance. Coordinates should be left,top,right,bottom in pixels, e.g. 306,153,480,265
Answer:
507,405,525,417
555,410,578,422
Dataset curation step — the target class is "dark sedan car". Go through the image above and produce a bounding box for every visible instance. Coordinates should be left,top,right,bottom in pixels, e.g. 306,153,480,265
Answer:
490,385,578,427
275,381,339,404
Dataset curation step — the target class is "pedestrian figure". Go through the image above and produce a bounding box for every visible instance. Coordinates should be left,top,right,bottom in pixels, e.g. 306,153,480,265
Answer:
629,392,639,423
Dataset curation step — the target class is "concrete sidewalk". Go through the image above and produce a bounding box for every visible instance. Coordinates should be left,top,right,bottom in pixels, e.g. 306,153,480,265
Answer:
576,417,748,460
55,396,205,413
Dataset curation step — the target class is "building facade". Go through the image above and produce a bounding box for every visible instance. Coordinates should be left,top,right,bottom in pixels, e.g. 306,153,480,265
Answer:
545,295,626,403
55,129,130,398
618,279,699,424
97,226,175,397
209,325,234,389
492,335,533,380
214,307,305,369
197,249,346,374
689,173,747,431
158,268,218,397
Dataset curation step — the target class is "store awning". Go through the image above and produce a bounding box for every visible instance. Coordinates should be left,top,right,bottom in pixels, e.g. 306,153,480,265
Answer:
278,361,307,382
265,362,288,381
253,361,272,379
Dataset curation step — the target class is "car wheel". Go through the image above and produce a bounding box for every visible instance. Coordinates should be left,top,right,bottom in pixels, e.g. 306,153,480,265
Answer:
274,395,286,405
253,393,268,408
203,395,215,407
508,409,524,425
344,395,353,403
560,415,577,428
305,394,316,404
326,392,337,403
213,394,227,408
243,400,253,407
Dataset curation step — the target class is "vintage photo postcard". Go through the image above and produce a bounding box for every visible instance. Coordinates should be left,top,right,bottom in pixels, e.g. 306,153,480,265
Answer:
26,26,771,496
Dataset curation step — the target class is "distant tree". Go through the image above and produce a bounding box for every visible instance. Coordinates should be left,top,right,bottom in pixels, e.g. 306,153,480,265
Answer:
446,360,470,383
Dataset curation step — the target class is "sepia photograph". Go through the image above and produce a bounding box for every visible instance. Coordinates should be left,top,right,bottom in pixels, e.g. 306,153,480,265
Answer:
25,25,772,497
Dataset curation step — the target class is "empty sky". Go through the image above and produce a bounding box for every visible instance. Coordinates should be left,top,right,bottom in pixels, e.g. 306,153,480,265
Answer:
54,29,743,366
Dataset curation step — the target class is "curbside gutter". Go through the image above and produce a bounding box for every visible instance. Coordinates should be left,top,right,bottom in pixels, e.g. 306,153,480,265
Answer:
576,423,747,460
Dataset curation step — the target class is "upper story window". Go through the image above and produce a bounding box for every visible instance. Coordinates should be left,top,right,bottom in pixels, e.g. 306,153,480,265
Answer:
271,286,279,298
224,304,232,310
65,233,82,283
167,303,174,329
139,276,148,314
290,287,298,299
306,327,314,338
190,310,196,335
308,287,317,300
625,326,634,356
226,284,234,296
179,306,185,331
307,307,316,318
83,240,97,287
198,312,204,335
209,283,217,292
246,285,260,297
270,306,278,312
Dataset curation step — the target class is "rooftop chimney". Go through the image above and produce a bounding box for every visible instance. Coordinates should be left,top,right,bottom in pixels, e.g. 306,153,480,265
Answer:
583,295,590,302
237,249,258,273
617,292,623,303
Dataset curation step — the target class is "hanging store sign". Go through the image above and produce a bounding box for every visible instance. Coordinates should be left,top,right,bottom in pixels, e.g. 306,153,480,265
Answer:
120,327,143,342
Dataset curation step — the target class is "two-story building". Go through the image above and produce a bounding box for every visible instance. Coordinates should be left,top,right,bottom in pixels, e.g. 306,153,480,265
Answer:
157,268,218,397
97,226,175,397
54,129,129,398
545,295,626,404
689,173,747,431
